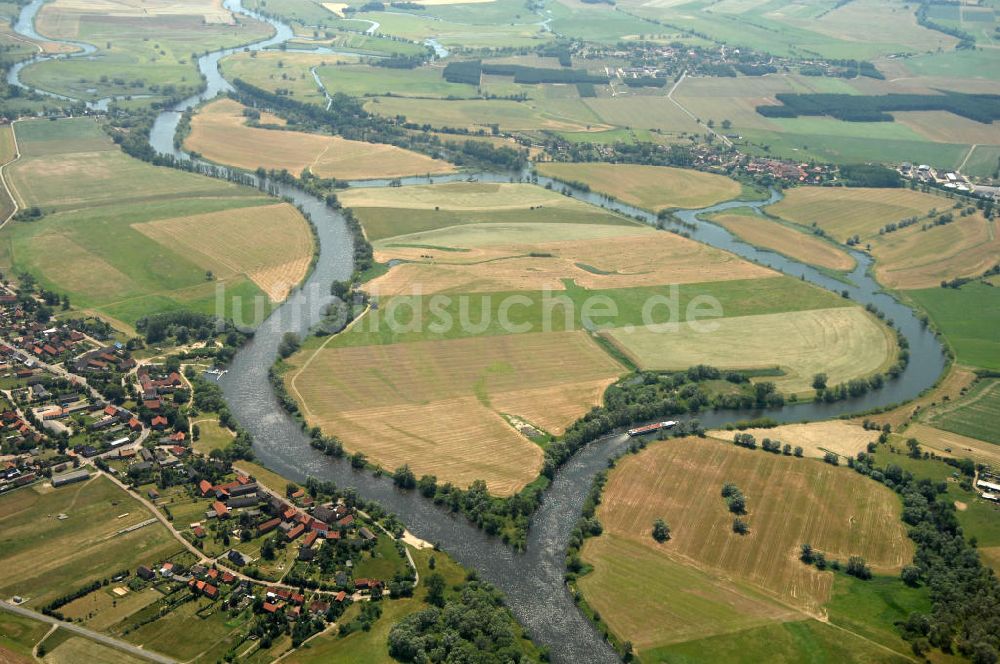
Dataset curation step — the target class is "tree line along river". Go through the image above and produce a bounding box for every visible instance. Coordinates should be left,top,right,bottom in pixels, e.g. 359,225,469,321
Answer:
8,1,947,659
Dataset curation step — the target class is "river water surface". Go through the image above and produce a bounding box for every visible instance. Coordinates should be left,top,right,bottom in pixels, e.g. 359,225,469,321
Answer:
8,3,947,660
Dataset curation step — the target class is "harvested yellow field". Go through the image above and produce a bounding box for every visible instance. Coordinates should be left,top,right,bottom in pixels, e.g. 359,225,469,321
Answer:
903,423,1000,469
709,421,878,460
287,331,624,494
768,187,943,243
580,438,913,642
133,202,313,301
711,212,855,272
980,547,1000,574
370,222,775,295
186,98,455,180
321,2,347,16
39,0,234,24
870,211,1000,289
364,97,605,133
895,111,1000,145
340,181,589,212
579,534,799,650
536,162,741,211
857,364,976,430
603,307,895,395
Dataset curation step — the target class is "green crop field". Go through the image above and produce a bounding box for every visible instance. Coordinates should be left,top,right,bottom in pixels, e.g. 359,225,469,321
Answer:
0,475,183,608
333,277,848,347
316,63,477,98
618,0,956,59
44,634,146,664
220,51,345,106
926,379,1000,445
872,445,1000,547
338,182,634,240
2,118,314,326
364,95,599,132
906,283,1000,371
644,618,911,664
119,598,246,661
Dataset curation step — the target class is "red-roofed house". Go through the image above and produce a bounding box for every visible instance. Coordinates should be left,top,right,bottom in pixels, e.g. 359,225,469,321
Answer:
198,479,213,497
212,501,229,519
286,523,304,541
150,415,168,430
257,517,281,536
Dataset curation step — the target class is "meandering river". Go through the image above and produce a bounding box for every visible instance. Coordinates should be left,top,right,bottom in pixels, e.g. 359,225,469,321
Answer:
8,2,947,659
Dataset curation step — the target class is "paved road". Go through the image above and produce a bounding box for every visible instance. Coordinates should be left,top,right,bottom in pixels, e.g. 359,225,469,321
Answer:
0,600,177,664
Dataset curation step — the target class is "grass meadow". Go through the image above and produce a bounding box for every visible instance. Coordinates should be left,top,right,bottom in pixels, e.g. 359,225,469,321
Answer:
316,63,477,98
363,96,600,132
926,379,1000,445
0,610,50,660
3,118,314,325
0,475,183,608
21,1,272,103
906,283,1000,371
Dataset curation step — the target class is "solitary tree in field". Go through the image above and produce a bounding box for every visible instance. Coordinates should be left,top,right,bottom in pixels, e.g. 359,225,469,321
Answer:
652,518,671,543
846,556,872,580
813,373,828,390
733,518,749,535
901,564,921,587
393,465,416,490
